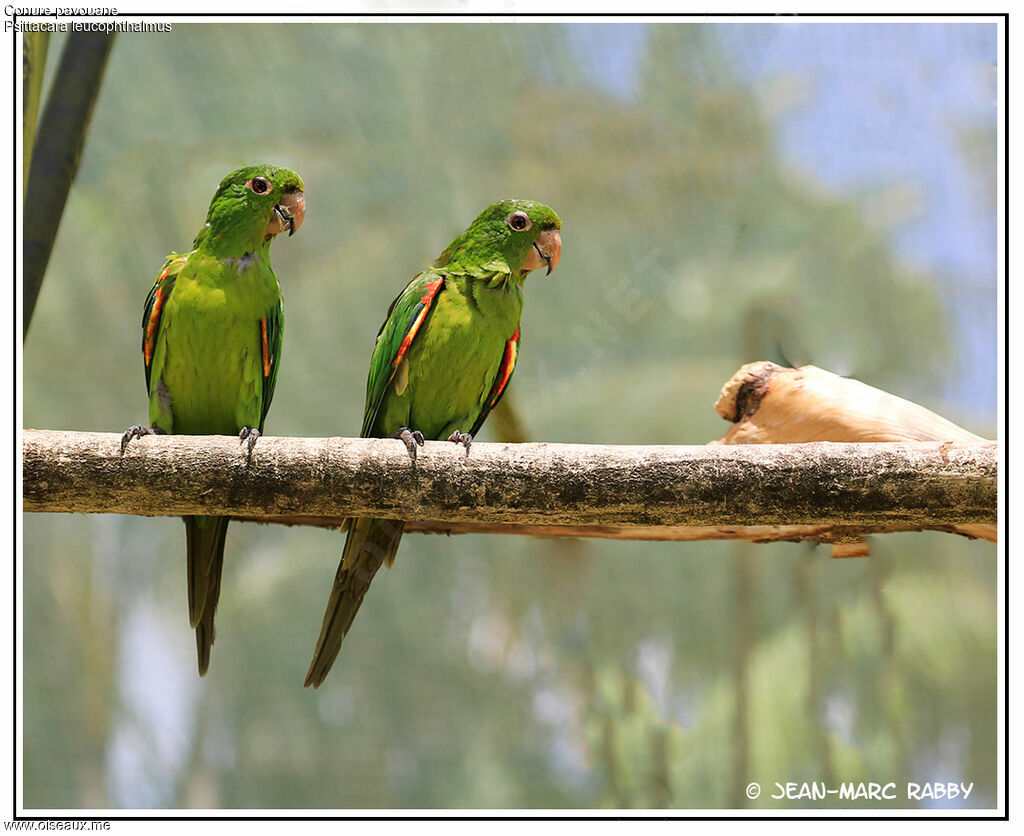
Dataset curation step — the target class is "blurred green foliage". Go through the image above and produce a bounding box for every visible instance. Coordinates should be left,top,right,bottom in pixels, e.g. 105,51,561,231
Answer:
22,22,996,809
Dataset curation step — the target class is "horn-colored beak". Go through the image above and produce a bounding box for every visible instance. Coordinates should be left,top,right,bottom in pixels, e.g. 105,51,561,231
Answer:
523,228,562,275
266,189,306,237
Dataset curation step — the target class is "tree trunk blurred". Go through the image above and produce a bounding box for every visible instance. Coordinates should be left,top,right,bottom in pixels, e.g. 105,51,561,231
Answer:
22,31,50,196
23,32,115,338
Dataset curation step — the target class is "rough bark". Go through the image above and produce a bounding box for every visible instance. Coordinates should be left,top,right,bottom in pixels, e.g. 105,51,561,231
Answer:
23,430,996,529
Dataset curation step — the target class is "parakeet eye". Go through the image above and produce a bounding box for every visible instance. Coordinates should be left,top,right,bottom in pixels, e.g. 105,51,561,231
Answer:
247,177,271,195
507,211,531,232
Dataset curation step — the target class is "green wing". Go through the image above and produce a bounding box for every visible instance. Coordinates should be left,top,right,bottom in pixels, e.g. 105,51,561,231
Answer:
361,271,446,437
259,299,284,432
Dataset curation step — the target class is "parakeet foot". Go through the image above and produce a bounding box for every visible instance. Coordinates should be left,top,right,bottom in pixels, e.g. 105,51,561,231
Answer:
238,426,261,454
120,425,166,454
446,431,473,455
392,427,425,461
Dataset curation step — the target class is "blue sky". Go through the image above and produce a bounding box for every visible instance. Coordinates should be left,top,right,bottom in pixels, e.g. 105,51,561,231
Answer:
569,21,998,429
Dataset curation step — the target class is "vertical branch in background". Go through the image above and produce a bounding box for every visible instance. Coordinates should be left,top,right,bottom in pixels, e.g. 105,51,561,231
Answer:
22,32,50,196
797,551,835,787
648,727,672,808
77,548,116,806
728,546,754,808
868,557,906,776
23,32,116,338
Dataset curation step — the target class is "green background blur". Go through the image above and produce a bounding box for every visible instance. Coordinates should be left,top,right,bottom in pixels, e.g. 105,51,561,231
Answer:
22,21,998,809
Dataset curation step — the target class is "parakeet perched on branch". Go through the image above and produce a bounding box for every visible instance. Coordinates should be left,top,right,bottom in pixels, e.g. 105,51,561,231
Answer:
122,164,306,676
305,199,562,688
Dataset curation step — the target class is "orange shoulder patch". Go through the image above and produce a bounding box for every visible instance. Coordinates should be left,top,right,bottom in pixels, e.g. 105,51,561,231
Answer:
143,285,167,368
392,277,445,369
260,318,272,377
489,324,520,407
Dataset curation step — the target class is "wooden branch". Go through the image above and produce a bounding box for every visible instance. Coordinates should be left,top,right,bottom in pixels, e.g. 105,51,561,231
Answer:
237,516,989,545
714,362,987,445
713,362,996,545
23,430,995,530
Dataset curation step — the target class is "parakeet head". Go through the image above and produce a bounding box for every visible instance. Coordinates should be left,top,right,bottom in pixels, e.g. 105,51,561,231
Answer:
196,164,306,255
435,199,562,280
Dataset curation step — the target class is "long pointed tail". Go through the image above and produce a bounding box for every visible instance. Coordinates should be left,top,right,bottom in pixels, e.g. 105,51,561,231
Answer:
185,515,229,676
304,517,404,688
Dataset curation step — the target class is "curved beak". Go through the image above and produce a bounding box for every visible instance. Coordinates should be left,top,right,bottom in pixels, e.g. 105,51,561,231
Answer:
266,188,306,237
522,227,562,275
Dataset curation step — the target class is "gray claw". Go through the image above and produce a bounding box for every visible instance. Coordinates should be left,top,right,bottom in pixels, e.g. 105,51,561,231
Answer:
446,431,473,456
120,425,163,454
392,427,425,462
239,426,261,454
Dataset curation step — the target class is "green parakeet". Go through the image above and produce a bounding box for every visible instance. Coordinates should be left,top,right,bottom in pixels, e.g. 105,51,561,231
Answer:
305,199,562,688
122,164,306,676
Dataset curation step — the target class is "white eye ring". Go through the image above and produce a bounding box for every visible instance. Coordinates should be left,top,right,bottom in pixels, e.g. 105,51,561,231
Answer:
507,211,531,232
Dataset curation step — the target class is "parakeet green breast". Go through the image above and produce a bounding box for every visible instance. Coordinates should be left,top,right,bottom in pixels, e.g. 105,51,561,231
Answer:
149,254,284,435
